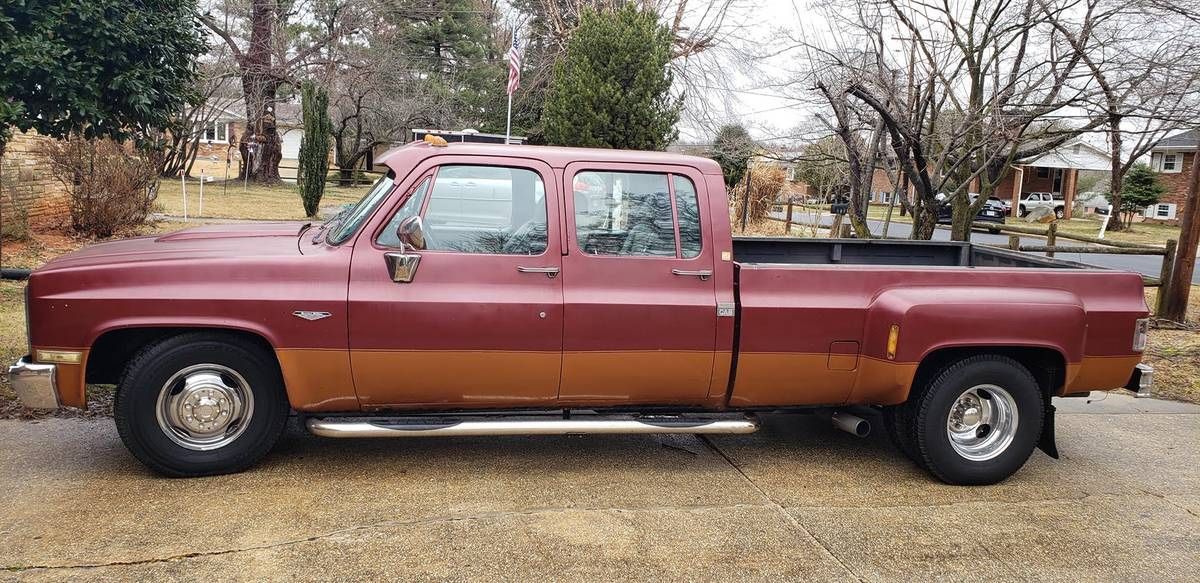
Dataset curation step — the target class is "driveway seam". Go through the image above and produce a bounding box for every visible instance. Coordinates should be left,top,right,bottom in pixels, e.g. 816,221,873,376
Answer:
700,436,866,583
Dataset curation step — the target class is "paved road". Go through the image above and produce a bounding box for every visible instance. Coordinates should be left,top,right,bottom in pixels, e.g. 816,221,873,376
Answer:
2,394,1197,580
769,212,1198,284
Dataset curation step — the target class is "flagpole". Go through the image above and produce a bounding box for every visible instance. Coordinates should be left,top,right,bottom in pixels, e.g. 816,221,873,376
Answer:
505,29,515,145
505,93,513,145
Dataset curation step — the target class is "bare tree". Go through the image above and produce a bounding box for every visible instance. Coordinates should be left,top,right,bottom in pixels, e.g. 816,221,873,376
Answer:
198,0,364,182
1040,0,1200,230
789,0,1127,239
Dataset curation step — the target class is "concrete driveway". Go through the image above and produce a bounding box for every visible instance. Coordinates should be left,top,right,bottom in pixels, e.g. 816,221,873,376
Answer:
1,394,1197,581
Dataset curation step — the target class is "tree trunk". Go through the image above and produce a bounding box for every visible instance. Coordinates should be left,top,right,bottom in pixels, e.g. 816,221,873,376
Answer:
1106,116,1126,231
1161,150,1200,322
237,0,283,183
911,205,937,239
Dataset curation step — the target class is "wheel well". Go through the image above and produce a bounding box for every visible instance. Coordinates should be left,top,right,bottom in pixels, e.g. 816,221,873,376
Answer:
86,327,279,385
912,346,1065,401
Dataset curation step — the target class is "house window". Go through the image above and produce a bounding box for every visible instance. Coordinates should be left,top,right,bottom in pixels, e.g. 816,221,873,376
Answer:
1036,167,1050,179
1162,153,1182,173
200,121,228,143
879,192,892,203
1154,203,1176,219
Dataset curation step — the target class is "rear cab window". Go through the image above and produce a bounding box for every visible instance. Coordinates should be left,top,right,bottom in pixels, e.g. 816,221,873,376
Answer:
572,170,702,259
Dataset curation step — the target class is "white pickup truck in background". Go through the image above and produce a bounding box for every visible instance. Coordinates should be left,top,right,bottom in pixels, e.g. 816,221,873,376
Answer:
1018,192,1066,219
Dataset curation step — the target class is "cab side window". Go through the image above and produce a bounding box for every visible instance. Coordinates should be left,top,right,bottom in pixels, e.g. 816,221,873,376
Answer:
573,170,701,258
377,165,547,255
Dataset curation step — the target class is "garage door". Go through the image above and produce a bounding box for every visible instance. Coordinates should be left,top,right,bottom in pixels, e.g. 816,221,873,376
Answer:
280,128,303,160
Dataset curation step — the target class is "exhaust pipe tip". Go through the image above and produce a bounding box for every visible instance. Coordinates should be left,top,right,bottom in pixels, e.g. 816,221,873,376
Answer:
830,411,870,438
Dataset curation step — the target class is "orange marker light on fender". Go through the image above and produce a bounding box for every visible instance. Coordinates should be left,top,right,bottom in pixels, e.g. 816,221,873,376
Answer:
886,325,900,360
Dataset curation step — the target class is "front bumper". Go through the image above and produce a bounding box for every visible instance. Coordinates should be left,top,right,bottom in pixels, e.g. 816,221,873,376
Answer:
6,355,59,410
1125,363,1153,398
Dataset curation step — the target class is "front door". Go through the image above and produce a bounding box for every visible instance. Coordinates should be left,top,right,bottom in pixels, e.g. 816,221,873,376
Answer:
559,162,718,406
347,158,564,409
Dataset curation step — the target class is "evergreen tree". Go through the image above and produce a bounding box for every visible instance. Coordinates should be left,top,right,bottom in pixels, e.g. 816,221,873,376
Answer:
1119,163,1165,223
710,125,755,188
298,81,332,218
541,5,682,150
0,0,205,155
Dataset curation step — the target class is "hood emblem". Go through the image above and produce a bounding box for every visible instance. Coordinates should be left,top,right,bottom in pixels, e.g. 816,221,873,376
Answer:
293,310,332,321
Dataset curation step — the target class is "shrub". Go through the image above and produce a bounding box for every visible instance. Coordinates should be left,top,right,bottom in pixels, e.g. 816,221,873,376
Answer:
39,137,156,238
298,81,332,218
732,161,786,227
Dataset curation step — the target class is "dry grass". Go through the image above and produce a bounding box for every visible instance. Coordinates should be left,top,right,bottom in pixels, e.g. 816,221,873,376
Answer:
1142,286,1200,404
155,179,367,221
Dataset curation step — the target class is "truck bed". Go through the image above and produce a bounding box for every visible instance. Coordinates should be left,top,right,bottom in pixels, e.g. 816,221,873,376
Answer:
726,236,1148,409
731,237,1087,270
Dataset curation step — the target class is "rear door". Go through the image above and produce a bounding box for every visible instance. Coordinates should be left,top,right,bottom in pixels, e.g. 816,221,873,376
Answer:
559,162,718,406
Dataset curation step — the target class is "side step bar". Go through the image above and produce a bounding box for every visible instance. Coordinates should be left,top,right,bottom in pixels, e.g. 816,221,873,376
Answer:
306,414,759,438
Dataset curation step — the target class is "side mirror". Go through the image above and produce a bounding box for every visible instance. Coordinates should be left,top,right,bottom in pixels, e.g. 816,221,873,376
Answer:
396,215,427,251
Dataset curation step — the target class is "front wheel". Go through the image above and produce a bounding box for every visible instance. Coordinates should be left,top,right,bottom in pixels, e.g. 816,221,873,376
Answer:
114,333,289,477
902,355,1044,485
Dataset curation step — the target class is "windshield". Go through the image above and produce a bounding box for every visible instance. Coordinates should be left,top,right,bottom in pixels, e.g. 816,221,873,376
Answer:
327,175,395,245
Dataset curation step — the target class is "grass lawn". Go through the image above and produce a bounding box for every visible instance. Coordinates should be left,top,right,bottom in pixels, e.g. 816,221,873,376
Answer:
155,179,370,221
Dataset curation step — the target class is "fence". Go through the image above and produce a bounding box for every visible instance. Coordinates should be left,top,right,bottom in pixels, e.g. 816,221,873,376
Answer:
764,198,1179,315
976,221,1177,314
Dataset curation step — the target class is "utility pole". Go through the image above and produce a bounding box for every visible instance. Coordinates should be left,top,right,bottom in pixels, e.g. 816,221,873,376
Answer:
1162,149,1200,322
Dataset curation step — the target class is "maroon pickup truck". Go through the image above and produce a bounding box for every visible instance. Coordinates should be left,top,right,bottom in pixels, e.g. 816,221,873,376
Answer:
9,140,1152,484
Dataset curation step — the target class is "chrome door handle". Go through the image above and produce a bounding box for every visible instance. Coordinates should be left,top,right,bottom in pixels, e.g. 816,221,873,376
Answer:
517,266,560,278
672,269,712,280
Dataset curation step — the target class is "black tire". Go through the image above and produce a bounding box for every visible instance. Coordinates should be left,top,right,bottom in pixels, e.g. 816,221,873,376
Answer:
1054,206,1065,219
901,355,1043,485
114,332,289,477
882,405,924,468
1018,205,1027,217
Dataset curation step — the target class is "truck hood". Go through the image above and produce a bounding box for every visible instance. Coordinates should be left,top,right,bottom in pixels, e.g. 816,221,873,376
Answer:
38,222,308,272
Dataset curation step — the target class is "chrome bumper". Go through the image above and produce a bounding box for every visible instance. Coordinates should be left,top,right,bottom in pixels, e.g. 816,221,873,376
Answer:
7,356,59,410
1125,363,1153,398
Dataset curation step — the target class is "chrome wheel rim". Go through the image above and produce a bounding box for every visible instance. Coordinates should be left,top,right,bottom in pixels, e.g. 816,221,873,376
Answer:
155,364,254,451
946,384,1018,461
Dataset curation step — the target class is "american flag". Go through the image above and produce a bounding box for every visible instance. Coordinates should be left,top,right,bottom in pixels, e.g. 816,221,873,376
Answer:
506,31,522,96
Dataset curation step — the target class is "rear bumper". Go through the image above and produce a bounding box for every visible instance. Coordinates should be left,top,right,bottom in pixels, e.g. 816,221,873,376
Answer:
1125,363,1153,398
6,356,59,410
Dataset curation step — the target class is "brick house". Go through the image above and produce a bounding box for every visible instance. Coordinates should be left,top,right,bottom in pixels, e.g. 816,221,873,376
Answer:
1146,129,1196,224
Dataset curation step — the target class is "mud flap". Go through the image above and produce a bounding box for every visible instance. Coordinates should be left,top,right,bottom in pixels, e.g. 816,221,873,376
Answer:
1038,403,1059,459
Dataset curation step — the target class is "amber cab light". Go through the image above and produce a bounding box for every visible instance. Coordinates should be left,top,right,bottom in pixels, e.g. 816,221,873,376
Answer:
886,325,900,360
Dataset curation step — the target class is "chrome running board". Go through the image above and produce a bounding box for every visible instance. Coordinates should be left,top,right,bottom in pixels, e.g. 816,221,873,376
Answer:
306,413,759,438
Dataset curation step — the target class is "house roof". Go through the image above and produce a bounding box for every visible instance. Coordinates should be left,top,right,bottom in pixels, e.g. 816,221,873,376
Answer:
1016,140,1111,171
1154,129,1199,151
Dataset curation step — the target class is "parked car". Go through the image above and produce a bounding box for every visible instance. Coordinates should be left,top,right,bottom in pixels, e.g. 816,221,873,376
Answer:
1018,192,1066,218
10,141,1152,485
936,197,1007,225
